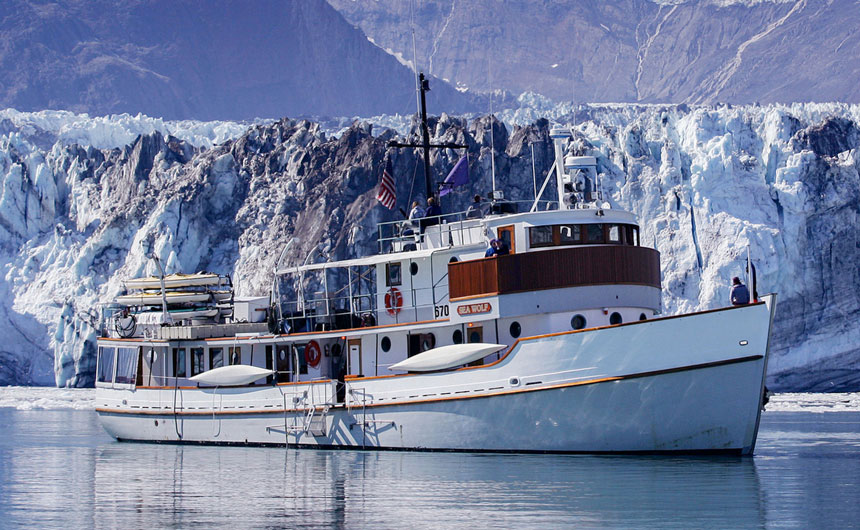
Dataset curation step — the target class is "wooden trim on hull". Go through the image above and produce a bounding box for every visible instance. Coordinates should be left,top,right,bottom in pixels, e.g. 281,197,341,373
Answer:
96,354,763,417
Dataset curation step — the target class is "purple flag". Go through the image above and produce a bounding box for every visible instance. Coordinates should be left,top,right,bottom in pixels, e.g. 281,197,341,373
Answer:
439,155,469,196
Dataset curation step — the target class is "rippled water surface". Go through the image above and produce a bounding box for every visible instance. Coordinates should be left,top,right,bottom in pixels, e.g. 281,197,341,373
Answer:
1,391,859,529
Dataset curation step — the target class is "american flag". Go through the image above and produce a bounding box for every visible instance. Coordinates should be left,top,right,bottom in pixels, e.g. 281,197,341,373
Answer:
376,157,396,209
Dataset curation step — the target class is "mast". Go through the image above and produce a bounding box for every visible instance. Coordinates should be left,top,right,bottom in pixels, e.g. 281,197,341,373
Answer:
389,72,467,200
418,73,433,199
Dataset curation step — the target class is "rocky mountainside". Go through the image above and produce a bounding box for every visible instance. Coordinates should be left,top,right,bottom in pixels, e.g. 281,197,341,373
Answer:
0,0,479,120
328,0,860,105
1,102,859,391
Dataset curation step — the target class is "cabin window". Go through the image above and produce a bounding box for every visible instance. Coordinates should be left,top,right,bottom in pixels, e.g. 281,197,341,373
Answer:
509,321,522,338
386,262,402,287
529,226,554,248
191,348,204,376
632,227,640,246
639,313,648,321
380,336,391,352
559,224,581,244
97,347,116,383
608,225,621,244
586,224,604,243
610,312,623,325
410,262,419,275
420,333,436,352
571,315,587,330
209,347,224,369
115,347,138,385
453,329,463,344
228,346,241,365
173,348,186,378
408,333,436,357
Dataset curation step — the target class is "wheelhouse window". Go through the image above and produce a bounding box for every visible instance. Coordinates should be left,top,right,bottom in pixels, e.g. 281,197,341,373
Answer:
173,348,186,378
559,224,581,244
97,347,116,383
586,224,604,243
209,347,224,370
191,348,204,376
527,223,641,249
529,226,554,247
115,347,139,384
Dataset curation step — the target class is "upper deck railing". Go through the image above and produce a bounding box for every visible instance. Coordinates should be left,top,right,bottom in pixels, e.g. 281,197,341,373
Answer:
376,200,558,253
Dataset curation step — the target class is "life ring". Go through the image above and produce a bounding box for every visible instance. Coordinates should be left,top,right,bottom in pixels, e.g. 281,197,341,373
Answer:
305,340,321,368
385,287,403,316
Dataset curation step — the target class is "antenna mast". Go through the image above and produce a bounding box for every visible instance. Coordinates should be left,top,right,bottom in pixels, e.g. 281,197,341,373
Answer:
389,72,467,200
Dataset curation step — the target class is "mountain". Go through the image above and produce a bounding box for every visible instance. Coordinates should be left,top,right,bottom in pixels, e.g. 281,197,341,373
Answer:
0,0,479,120
1,102,859,390
328,0,860,105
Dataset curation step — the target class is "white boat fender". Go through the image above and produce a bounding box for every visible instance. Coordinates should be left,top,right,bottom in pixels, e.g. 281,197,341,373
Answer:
389,343,506,372
189,365,274,386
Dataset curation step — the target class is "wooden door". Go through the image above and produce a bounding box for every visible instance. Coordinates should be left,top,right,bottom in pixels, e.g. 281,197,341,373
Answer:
497,225,515,254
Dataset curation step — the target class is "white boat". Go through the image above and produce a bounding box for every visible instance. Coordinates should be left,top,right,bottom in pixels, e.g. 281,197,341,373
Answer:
389,343,505,372
190,365,274,386
115,291,212,306
124,272,223,290
94,74,776,455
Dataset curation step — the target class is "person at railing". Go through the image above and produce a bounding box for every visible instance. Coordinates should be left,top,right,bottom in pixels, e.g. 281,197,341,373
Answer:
466,194,484,219
424,197,442,229
730,277,750,305
408,200,425,223
484,238,509,257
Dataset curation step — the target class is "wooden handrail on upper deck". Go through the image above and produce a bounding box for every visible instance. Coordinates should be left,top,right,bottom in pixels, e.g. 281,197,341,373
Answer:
448,245,661,300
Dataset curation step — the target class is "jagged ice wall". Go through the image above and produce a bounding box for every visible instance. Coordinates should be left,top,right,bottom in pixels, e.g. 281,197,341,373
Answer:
0,103,858,391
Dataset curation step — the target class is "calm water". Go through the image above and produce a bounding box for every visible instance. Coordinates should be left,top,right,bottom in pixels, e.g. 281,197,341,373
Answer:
1,394,859,529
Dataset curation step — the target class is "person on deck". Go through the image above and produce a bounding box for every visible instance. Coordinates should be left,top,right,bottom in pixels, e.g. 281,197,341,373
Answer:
484,238,509,257
730,277,750,305
466,195,484,219
494,238,510,256
424,197,442,227
484,239,499,257
408,201,425,223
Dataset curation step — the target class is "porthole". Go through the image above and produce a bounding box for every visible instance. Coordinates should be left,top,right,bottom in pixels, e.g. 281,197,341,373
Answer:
380,336,391,352
453,329,463,344
639,313,647,321
421,333,436,351
279,350,286,361
509,321,522,338
449,256,459,263
468,331,481,343
410,262,419,275
610,312,623,325
571,314,586,330
332,343,342,356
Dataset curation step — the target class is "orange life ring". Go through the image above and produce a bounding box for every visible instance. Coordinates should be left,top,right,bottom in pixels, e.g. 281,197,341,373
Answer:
305,340,321,368
385,287,403,316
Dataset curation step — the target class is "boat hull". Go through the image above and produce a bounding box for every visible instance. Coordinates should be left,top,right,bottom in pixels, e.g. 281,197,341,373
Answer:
96,297,775,454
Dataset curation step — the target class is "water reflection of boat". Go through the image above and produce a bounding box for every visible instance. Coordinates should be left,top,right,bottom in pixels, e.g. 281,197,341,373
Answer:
94,74,776,454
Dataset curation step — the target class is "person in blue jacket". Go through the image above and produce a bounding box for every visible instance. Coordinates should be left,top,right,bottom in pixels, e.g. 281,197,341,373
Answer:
731,277,750,305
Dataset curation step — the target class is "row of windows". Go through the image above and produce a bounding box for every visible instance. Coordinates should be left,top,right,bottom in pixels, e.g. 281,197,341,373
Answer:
529,223,640,249
172,346,243,378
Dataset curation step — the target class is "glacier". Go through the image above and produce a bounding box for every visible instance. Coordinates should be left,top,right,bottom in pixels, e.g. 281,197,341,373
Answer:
0,102,858,391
